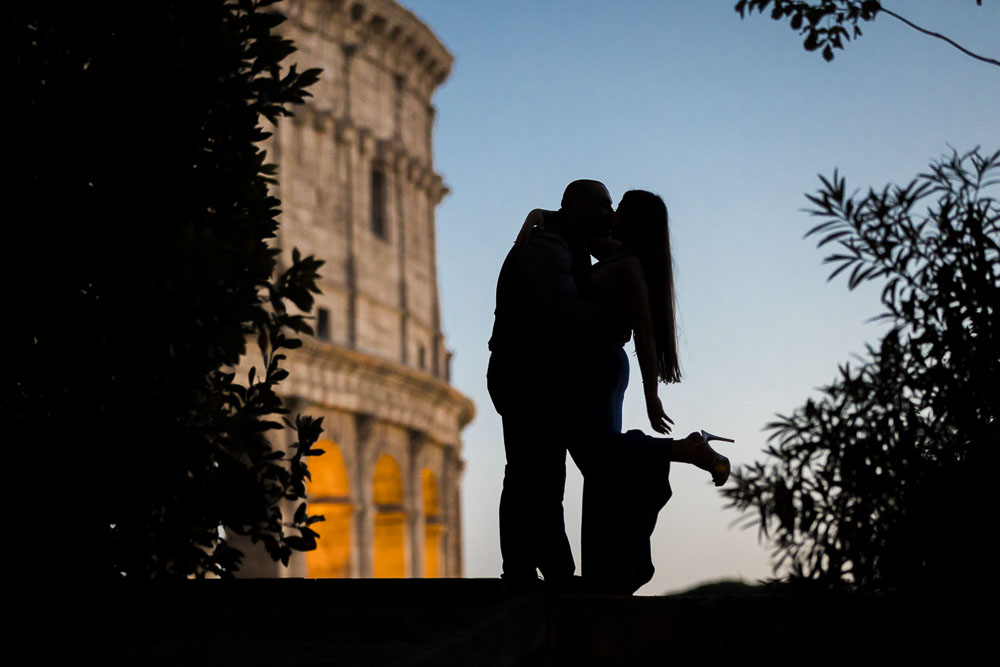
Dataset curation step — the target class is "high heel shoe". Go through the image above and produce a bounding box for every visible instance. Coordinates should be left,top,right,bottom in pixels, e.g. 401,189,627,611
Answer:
673,431,733,486
699,430,733,486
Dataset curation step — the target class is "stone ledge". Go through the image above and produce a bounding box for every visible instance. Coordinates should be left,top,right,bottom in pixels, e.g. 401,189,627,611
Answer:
69,578,987,666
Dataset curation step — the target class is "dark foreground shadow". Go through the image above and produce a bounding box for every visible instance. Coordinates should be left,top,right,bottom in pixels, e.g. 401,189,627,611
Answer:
51,578,990,666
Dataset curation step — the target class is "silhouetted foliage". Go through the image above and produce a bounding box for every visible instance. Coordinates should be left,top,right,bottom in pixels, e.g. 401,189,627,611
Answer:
672,579,773,597
5,1,325,579
735,0,999,67
725,149,1000,593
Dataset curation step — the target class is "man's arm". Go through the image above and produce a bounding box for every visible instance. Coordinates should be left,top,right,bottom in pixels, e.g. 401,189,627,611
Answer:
517,231,607,337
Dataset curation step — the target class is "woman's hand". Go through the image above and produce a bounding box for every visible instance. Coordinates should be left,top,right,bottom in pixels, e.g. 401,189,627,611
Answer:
514,208,547,246
645,394,674,434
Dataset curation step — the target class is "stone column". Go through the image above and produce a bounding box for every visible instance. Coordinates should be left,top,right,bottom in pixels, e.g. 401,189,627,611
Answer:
428,176,447,379
353,413,376,577
407,429,428,577
339,42,359,350
441,442,464,577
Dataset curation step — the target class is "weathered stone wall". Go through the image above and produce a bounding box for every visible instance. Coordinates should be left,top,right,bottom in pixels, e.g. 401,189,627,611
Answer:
233,0,472,580
271,0,450,370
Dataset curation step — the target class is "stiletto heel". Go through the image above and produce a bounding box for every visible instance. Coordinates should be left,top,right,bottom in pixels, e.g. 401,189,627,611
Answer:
669,431,734,486
705,447,730,487
690,431,733,486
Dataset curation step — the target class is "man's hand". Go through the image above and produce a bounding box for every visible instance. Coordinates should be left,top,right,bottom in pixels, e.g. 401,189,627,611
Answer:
645,394,673,434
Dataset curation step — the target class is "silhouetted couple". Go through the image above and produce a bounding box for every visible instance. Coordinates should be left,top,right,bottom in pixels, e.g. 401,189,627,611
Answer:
488,179,732,595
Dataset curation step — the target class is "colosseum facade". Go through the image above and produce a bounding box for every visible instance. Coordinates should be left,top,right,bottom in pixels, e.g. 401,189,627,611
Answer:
236,0,473,579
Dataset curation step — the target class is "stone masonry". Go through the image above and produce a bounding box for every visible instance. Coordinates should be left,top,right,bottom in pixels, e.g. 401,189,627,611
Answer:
235,0,473,580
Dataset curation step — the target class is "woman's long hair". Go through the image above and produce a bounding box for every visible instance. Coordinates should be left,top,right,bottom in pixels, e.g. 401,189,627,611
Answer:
616,190,681,383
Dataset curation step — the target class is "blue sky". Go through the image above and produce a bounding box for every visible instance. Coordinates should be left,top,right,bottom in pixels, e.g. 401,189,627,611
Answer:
398,0,999,593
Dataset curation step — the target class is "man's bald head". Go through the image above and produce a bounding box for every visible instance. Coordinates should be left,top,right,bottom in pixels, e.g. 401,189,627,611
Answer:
560,179,613,240
561,179,610,211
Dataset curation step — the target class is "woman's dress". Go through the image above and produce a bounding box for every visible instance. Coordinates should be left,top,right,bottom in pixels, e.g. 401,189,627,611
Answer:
581,255,673,594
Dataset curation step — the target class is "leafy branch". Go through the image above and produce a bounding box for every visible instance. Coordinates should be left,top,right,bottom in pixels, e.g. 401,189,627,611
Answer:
724,148,1000,592
6,0,328,579
735,1,1000,67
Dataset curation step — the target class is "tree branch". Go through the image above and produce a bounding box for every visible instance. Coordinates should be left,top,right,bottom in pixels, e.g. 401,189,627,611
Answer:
880,4,1000,68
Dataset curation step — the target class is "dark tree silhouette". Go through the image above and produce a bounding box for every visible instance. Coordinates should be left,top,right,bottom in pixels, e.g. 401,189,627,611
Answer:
735,0,1000,67
5,1,326,579
725,149,999,593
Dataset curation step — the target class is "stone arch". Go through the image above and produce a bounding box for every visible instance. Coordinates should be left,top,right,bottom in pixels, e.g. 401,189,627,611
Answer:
421,468,443,578
306,439,352,578
373,453,406,577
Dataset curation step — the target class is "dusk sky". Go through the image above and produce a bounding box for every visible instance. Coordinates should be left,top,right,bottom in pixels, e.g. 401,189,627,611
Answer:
394,0,999,593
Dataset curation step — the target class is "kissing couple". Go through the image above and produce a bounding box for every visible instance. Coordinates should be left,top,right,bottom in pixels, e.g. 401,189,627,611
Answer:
487,179,733,595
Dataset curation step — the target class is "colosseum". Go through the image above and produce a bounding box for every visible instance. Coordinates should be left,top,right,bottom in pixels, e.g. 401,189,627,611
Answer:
236,0,474,579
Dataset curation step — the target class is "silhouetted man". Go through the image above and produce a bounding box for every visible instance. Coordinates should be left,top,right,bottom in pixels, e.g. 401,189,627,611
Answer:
487,179,614,584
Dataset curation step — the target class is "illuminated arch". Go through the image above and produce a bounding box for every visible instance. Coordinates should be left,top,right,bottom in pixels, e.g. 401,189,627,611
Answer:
422,469,443,578
373,454,406,578
305,439,351,578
